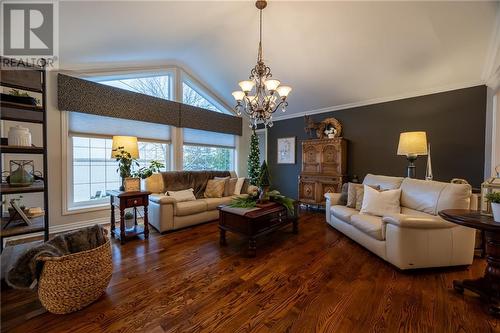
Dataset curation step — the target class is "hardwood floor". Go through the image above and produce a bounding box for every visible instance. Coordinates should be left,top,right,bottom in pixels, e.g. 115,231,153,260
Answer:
1,211,498,333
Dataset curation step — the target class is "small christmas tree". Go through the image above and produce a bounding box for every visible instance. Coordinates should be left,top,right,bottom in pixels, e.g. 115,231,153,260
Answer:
257,161,271,203
248,130,261,185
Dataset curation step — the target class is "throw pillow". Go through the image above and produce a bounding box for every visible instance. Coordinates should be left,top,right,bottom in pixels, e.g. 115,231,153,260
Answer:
346,183,380,210
234,177,245,195
338,182,349,206
360,185,401,217
204,179,226,198
214,176,234,197
166,188,196,202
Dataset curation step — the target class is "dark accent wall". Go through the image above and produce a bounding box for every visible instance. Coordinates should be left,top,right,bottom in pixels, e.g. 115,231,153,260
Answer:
58,74,242,136
267,85,487,198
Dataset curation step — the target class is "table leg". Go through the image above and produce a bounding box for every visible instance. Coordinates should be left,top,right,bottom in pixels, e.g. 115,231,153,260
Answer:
119,208,125,245
143,204,149,239
248,237,257,257
292,217,298,234
453,230,500,317
219,228,227,246
110,198,115,238
134,207,138,226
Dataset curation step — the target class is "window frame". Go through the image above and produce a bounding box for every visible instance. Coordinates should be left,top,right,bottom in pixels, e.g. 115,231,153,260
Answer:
89,69,175,101
66,133,171,212
62,66,238,214
180,72,232,115
182,144,236,172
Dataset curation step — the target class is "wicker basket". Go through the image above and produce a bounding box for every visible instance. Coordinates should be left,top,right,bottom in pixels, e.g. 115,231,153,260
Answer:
37,237,113,314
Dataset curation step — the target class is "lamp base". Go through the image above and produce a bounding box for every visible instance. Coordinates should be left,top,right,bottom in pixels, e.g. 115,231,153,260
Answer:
406,155,417,178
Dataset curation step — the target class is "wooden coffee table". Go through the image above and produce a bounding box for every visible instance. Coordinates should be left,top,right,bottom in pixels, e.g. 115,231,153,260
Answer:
218,203,298,257
439,209,500,316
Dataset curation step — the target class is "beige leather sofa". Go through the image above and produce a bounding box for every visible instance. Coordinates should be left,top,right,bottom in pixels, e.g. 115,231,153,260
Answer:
144,171,247,233
325,174,478,270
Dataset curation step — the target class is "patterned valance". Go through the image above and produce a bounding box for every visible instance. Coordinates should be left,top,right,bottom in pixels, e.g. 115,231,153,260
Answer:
57,74,242,136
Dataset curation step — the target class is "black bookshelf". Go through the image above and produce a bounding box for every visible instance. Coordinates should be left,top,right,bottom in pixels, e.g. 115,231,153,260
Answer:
0,57,49,250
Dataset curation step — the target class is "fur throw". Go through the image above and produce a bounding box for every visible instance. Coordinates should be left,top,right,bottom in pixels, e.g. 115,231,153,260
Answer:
6,224,107,290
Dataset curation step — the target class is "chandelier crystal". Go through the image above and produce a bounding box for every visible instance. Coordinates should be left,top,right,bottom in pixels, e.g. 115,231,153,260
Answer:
232,0,292,129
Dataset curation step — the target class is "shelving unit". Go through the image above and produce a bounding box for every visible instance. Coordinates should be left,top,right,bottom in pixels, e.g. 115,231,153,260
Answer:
0,57,49,250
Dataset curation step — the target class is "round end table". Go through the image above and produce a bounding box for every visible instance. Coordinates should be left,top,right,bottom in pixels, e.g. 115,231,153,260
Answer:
439,209,500,317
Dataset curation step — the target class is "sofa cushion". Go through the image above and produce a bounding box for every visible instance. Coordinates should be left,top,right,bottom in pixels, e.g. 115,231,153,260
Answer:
363,174,404,190
167,188,196,202
400,178,445,214
202,197,233,210
160,171,231,199
436,182,471,212
347,183,379,210
350,214,385,241
204,179,226,198
331,205,358,222
360,186,401,217
401,207,432,217
175,200,208,216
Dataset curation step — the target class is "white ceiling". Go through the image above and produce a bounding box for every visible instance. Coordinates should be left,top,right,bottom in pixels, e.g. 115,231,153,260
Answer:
58,1,499,119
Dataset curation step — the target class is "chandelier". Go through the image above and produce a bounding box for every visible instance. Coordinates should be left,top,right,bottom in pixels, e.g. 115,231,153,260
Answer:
232,0,292,129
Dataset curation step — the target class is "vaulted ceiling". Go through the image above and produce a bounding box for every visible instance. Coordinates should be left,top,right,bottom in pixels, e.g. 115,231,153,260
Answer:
59,1,499,119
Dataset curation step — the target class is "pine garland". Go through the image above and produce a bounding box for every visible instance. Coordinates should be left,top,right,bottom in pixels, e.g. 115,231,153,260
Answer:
248,130,261,186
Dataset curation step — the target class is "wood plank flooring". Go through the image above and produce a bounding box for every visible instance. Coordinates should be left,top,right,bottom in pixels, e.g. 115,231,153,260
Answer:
1,211,498,333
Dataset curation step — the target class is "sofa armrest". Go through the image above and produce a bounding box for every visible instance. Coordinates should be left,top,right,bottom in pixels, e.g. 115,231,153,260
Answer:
470,193,479,211
149,194,177,205
324,192,342,205
382,214,457,229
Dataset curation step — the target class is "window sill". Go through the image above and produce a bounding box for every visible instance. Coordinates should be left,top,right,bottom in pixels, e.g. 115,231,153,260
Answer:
63,203,109,216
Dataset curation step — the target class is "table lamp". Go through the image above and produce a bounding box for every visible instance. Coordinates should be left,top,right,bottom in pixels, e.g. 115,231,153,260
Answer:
111,136,139,190
397,131,428,178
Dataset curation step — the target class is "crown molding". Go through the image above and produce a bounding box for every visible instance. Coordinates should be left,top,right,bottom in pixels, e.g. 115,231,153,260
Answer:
273,81,485,122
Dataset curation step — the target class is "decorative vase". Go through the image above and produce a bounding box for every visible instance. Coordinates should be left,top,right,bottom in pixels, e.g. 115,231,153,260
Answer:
8,126,32,147
492,202,500,223
8,160,34,187
425,143,433,180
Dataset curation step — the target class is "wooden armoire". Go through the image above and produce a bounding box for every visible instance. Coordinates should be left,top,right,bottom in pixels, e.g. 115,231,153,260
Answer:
298,138,347,206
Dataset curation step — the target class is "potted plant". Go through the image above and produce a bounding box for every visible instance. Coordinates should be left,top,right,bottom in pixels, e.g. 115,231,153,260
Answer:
112,146,139,191
486,192,500,222
124,211,135,229
132,160,164,180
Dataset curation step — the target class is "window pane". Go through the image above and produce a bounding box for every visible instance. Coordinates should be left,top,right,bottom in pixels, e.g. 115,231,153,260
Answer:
183,145,234,171
99,75,170,100
182,82,224,113
70,136,169,206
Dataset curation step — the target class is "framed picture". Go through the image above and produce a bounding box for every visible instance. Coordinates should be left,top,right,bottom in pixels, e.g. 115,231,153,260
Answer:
124,177,141,192
277,137,296,164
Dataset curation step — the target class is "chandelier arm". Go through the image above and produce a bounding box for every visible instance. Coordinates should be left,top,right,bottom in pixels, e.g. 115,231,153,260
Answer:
270,100,288,114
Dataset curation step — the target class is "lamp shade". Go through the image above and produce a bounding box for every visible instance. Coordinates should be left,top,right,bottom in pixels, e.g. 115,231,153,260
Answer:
111,136,139,159
397,131,428,156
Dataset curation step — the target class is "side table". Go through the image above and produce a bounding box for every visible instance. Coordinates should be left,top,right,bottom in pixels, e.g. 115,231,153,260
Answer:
107,190,151,244
439,209,500,316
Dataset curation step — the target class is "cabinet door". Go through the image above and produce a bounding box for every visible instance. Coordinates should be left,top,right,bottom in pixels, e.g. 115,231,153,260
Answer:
302,144,320,173
320,181,341,196
320,144,341,175
299,181,316,203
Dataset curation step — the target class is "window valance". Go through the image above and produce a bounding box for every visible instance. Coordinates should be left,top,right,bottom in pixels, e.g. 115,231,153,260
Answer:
58,74,242,136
